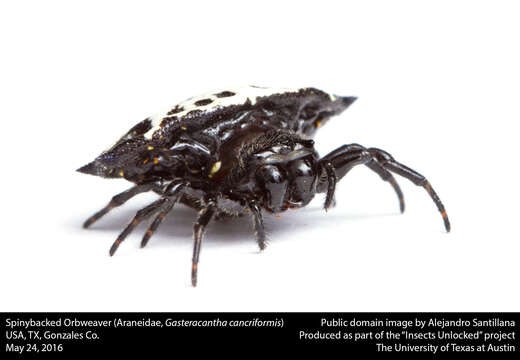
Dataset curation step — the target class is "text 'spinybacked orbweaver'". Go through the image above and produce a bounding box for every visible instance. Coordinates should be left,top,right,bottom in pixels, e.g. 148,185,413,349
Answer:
78,86,450,286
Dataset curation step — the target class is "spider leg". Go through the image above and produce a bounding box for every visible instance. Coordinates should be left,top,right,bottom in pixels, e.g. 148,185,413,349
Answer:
322,161,337,211
109,198,167,256
318,144,450,232
140,201,176,249
83,184,153,228
369,147,450,232
140,182,186,248
366,161,405,213
191,201,216,287
248,200,266,251
319,144,405,213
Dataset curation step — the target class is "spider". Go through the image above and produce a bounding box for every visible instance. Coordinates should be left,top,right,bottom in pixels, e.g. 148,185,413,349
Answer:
78,86,450,286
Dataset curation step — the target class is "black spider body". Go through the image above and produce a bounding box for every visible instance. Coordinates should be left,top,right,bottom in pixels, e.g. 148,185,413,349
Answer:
78,86,450,286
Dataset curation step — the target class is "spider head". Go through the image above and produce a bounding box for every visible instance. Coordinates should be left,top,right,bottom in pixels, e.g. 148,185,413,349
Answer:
247,136,319,213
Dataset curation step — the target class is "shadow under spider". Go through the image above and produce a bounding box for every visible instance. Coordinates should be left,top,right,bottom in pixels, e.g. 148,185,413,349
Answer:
72,201,400,250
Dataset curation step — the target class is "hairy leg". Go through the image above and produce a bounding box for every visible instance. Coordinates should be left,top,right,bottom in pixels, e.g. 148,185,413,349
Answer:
109,198,167,256
140,182,186,248
319,144,405,213
83,184,154,228
318,144,450,231
249,200,266,251
191,201,216,286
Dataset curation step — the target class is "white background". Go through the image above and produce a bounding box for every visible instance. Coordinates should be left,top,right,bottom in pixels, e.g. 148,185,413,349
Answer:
1,1,518,312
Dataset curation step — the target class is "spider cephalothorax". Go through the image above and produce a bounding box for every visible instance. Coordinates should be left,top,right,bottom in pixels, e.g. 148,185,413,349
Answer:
78,85,450,286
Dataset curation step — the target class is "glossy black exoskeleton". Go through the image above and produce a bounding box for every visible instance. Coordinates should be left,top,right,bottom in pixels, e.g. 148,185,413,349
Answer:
78,86,450,286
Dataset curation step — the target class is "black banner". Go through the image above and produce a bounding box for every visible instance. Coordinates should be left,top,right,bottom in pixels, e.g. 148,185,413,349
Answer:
1,313,519,356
